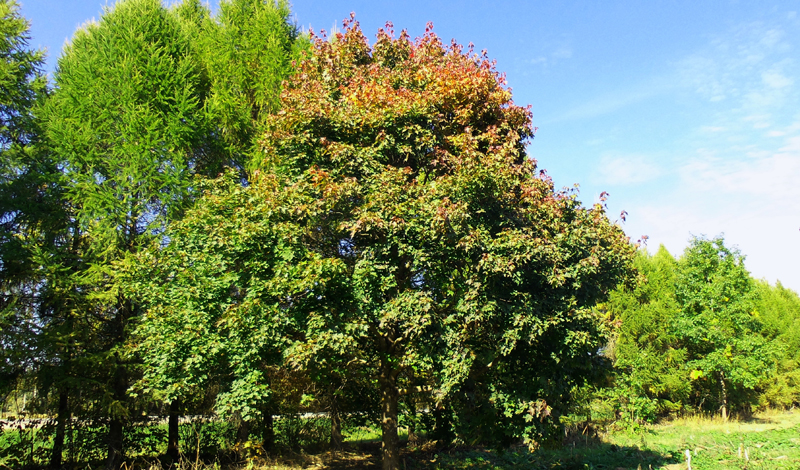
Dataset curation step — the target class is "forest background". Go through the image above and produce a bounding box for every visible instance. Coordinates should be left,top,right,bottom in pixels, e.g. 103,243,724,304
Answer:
1,1,799,470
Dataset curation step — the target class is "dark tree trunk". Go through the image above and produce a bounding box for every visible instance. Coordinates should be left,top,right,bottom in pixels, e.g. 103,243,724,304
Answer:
105,364,127,470
261,411,274,452
380,360,400,470
50,388,68,469
236,418,250,445
167,400,180,461
406,397,417,445
330,396,343,449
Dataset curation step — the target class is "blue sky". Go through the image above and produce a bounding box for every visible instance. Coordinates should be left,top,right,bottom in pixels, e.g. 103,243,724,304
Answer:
19,0,800,291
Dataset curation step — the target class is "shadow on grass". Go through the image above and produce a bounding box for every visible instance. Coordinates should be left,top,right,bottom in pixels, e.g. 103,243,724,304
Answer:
400,442,680,470
313,439,681,470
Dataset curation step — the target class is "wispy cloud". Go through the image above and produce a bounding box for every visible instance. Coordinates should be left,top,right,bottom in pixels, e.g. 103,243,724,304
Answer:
595,153,664,186
524,39,573,68
615,20,800,289
550,78,673,122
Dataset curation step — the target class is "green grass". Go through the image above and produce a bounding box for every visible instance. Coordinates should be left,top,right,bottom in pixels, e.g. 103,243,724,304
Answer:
411,409,800,470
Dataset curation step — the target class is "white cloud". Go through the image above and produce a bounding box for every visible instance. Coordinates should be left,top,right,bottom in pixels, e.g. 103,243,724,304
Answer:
552,46,572,59
680,135,800,198
622,131,800,290
762,69,793,89
595,154,663,186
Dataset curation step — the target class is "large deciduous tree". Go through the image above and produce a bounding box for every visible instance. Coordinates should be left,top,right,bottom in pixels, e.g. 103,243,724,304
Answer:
133,18,636,470
264,21,636,467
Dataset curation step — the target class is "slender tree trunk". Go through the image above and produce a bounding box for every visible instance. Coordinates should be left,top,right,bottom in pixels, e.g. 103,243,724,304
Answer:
51,388,69,469
719,373,728,421
330,396,342,449
236,417,250,445
105,364,127,470
380,361,400,470
167,400,180,461
262,411,274,452
406,397,417,445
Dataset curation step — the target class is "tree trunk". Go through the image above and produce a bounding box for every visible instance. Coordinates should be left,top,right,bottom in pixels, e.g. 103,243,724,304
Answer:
105,364,127,470
380,362,400,470
236,418,250,445
50,388,68,469
167,400,180,461
720,373,728,421
330,396,343,449
406,397,417,445
262,411,274,452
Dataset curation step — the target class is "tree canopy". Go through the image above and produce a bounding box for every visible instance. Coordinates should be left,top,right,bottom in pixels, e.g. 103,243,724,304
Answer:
606,237,787,423
131,18,637,470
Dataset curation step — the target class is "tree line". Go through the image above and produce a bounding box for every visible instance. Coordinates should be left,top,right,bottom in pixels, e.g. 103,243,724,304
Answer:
572,236,800,429
2,1,797,470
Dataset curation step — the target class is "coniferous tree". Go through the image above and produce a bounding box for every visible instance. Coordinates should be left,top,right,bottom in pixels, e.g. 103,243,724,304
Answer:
42,1,219,467
0,3,85,467
171,0,305,174
0,0,48,395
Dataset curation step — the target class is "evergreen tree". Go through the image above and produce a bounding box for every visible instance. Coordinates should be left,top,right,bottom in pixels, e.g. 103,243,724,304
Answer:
42,1,217,467
752,280,800,408
0,0,48,395
0,3,84,467
608,246,690,421
171,0,305,175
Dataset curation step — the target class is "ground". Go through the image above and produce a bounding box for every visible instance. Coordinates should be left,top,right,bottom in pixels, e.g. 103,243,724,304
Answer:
257,409,800,470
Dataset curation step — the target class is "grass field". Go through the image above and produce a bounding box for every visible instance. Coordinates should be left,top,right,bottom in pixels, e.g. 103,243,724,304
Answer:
261,409,800,470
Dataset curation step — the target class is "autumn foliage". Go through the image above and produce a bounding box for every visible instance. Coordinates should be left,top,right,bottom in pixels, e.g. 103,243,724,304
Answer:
246,17,636,469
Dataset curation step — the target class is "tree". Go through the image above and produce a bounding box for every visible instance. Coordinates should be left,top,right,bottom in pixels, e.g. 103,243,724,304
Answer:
132,18,636,470
606,246,690,421
0,0,48,393
753,280,800,408
170,0,305,175
41,1,220,467
673,236,780,419
201,0,303,171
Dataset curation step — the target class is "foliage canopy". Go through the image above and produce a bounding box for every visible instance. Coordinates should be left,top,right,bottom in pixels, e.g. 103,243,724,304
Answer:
132,17,637,470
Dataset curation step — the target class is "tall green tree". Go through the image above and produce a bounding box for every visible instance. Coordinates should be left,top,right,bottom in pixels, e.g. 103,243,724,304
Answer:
674,236,779,419
0,0,48,394
608,237,783,422
607,246,690,421
42,0,219,467
751,280,800,408
132,19,637,470
203,0,302,171
0,3,86,467
169,0,305,175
